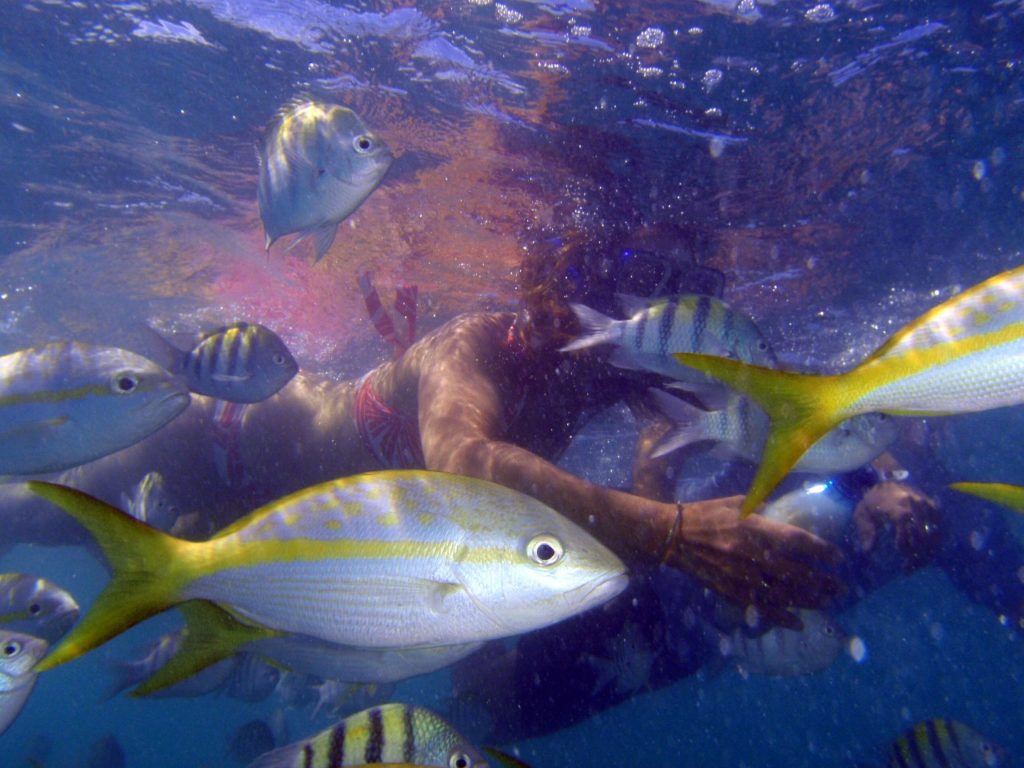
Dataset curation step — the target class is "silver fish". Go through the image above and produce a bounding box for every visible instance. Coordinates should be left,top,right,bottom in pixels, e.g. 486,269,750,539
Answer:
105,629,237,699
258,99,394,262
0,573,80,643
120,471,181,532
649,388,897,473
150,322,298,403
0,342,190,475
561,295,777,404
0,629,48,735
719,609,845,677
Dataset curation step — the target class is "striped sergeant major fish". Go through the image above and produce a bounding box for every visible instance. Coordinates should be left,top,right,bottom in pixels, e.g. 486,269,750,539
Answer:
258,99,394,263
561,295,777,406
27,471,627,674
149,322,298,403
886,719,1003,768
0,573,79,644
0,341,190,476
247,702,489,768
647,388,896,474
949,481,1024,513
674,263,1024,516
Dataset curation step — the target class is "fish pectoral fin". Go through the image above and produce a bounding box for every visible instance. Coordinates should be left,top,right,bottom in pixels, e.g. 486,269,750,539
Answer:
427,581,465,614
311,223,339,263
132,601,281,697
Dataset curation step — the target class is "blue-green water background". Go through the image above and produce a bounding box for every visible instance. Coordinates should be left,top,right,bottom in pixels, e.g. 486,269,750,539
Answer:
2,0,1024,765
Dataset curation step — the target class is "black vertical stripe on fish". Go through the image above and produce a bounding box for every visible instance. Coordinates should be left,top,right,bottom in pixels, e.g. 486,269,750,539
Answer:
327,721,346,768
924,719,952,768
889,739,912,768
722,305,735,355
365,706,384,763
634,309,648,353
403,703,416,762
302,743,314,768
189,346,204,379
658,300,677,357
692,295,710,354
907,724,929,768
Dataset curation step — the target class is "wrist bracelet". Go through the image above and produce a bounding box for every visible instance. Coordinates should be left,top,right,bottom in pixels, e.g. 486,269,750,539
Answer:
659,501,684,564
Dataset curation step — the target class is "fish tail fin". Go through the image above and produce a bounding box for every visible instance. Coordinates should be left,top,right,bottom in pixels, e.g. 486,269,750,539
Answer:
137,323,186,374
560,303,619,352
671,354,849,516
132,601,281,697
27,482,190,672
647,388,713,458
949,482,1024,512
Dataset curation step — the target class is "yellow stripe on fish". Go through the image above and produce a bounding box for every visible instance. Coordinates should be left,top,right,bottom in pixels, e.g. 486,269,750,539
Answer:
28,471,626,672
674,263,1024,516
949,481,1024,513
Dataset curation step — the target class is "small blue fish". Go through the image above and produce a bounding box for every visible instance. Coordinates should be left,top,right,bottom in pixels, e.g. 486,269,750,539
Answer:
258,99,394,262
0,342,190,475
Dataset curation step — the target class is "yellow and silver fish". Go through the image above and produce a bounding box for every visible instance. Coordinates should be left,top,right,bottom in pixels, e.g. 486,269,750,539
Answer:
0,629,48,736
0,341,190,476
886,718,1004,768
28,471,628,673
258,99,394,262
949,481,1024,513
248,703,490,768
674,264,1024,515
0,573,79,644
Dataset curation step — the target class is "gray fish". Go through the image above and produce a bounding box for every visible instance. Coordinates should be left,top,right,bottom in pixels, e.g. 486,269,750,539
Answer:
0,573,79,643
105,629,237,699
719,609,845,677
150,322,299,403
120,471,181,532
649,388,897,473
0,341,190,475
257,99,394,262
0,629,48,735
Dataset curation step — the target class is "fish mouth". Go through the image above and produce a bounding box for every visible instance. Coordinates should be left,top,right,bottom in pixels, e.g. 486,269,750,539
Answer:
566,569,629,610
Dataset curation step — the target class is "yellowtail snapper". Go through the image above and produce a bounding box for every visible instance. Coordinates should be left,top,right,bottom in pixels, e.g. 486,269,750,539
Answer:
0,573,79,644
149,322,298,403
258,99,394,263
0,342,190,476
886,719,1004,768
648,388,896,472
0,629,48,735
248,703,489,768
28,470,628,673
674,264,1024,515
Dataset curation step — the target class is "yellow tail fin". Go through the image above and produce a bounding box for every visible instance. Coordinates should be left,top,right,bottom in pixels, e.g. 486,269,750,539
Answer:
671,354,850,516
949,482,1024,513
28,481,192,672
132,601,282,697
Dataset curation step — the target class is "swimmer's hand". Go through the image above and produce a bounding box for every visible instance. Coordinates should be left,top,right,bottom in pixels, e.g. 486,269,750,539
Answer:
853,482,942,572
665,496,843,630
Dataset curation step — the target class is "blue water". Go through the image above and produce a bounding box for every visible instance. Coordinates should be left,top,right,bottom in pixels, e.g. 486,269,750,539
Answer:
3,0,1024,766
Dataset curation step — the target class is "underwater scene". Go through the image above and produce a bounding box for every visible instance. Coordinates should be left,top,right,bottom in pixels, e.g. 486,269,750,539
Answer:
2,0,1024,766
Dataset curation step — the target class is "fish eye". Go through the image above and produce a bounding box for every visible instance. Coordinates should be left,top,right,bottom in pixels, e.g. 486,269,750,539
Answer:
29,603,41,615
353,134,375,153
757,340,769,351
3,640,22,657
272,353,287,366
526,534,564,566
112,372,140,394
449,752,472,768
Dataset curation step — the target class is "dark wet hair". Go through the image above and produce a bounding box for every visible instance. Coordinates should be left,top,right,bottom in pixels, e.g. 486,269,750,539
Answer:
517,222,719,351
